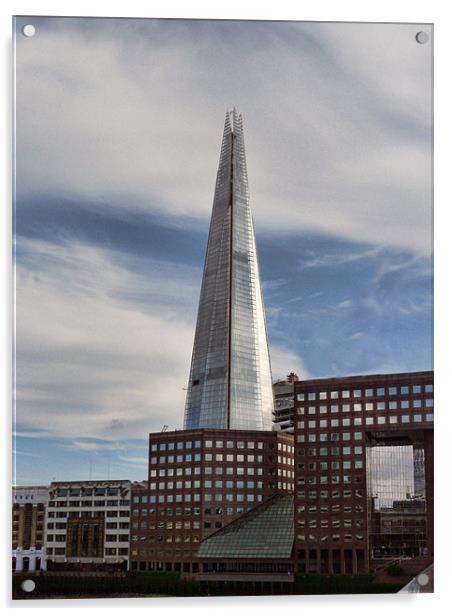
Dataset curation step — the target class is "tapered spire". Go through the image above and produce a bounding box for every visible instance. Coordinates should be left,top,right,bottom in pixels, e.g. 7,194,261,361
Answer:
184,111,274,430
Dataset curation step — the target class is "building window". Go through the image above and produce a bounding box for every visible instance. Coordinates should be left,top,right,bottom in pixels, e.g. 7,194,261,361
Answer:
365,389,373,397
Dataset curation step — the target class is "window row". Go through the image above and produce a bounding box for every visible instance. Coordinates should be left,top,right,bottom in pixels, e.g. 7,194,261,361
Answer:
133,520,201,530
50,488,121,497
297,503,364,514
151,439,266,452
297,519,364,529
297,489,364,499
134,493,264,505
297,475,363,486
46,510,129,518
298,448,363,465
150,466,266,478
297,533,365,543
298,446,366,458
297,384,433,401
132,506,253,518
144,479,266,494
132,534,200,544
297,400,434,415
297,432,363,444
151,453,267,464
47,500,130,508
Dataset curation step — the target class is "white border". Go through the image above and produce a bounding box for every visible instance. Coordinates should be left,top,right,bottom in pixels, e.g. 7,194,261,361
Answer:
2,1,450,614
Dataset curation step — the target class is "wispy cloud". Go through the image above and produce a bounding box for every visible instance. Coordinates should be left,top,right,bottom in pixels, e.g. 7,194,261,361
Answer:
15,237,199,441
15,18,432,253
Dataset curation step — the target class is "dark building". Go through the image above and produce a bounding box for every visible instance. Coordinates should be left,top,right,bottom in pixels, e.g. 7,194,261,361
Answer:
273,372,300,433
293,371,433,574
129,429,294,574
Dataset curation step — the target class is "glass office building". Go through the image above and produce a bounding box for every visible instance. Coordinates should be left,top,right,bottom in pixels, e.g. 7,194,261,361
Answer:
184,110,274,431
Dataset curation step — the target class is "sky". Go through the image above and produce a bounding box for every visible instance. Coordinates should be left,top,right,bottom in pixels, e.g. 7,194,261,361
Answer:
13,17,432,485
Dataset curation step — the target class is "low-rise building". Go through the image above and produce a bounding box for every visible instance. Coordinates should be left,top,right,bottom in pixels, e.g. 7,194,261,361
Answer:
12,485,48,573
44,480,139,572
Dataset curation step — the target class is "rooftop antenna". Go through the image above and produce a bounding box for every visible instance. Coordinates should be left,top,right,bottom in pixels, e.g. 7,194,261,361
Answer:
161,425,168,432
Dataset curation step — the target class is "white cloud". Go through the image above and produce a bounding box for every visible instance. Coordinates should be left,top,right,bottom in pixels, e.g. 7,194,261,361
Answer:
15,236,303,443
15,19,432,254
270,345,312,382
15,237,200,440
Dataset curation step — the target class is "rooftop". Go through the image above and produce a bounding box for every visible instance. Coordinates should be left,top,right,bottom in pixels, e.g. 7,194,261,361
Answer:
197,493,294,560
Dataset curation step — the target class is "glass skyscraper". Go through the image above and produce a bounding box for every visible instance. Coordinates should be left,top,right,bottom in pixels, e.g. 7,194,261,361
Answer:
184,109,274,431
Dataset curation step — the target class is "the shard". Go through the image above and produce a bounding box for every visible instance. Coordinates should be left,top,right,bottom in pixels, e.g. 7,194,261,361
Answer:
184,109,274,430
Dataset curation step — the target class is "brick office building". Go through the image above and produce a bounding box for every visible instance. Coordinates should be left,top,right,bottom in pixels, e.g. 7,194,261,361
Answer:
293,371,433,575
12,486,48,573
129,429,294,574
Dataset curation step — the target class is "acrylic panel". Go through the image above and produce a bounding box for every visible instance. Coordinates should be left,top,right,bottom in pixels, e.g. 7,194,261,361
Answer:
12,16,433,599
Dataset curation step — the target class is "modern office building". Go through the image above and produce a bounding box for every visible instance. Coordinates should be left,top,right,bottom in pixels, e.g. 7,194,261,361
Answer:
184,110,274,431
273,372,299,433
12,485,48,573
129,428,294,574
44,480,136,571
293,371,433,575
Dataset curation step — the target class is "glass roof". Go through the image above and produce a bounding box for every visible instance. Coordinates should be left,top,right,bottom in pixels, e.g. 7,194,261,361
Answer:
197,494,294,559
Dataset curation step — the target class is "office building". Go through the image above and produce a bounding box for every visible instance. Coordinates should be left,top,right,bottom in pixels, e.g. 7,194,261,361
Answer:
129,428,294,574
44,480,135,571
293,371,433,574
184,110,274,431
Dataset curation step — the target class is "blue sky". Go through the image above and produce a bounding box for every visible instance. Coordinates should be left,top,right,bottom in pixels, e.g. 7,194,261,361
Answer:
13,17,432,484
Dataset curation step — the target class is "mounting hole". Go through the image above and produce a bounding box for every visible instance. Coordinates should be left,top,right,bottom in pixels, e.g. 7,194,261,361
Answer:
22,24,36,37
21,579,36,593
416,573,429,586
415,31,428,44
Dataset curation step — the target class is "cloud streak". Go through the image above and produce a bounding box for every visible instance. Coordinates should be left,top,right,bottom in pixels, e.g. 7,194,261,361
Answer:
15,18,432,253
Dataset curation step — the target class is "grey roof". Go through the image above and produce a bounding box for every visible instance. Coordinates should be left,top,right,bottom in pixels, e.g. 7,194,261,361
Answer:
197,494,294,559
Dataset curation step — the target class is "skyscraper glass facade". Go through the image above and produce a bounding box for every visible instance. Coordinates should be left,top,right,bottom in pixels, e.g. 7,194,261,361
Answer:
184,110,274,431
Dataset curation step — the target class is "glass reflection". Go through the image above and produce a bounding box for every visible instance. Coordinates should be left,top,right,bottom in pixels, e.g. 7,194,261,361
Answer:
366,444,427,558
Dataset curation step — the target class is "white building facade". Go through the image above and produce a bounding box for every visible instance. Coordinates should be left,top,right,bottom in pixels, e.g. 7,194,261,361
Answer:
44,480,135,571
